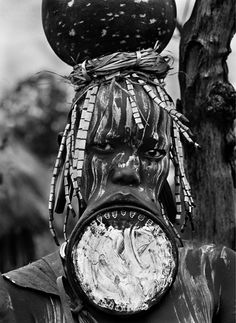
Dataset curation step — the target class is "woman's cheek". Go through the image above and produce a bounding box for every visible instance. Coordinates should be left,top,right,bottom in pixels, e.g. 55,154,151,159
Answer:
81,153,97,202
82,154,111,202
141,156,170,200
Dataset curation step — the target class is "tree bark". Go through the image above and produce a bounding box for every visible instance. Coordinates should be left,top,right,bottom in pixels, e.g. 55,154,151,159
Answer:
179,0,236,249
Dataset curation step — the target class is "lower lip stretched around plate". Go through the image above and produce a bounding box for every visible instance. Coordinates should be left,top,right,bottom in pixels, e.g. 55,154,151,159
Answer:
70,206,178,315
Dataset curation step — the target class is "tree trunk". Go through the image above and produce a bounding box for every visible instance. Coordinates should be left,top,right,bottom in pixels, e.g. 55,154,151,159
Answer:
179,0,236,249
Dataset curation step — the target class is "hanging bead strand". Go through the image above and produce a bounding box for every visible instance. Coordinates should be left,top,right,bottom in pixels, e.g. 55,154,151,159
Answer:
125,79,144,130
72,90,91,191
170,149,182,223
49,123,70,245
70,102,78,156
73,85,99,195
63,131,77,241
136,77,199,148
172,122,195,230
160,202,183,247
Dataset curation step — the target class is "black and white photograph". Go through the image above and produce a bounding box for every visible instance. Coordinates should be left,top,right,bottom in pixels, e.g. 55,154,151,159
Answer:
0,1,235,322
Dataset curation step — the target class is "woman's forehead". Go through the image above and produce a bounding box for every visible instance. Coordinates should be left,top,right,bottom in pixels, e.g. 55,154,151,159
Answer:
87,83,171,143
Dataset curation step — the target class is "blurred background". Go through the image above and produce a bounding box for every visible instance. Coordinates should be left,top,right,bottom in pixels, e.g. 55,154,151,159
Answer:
0,0,235,272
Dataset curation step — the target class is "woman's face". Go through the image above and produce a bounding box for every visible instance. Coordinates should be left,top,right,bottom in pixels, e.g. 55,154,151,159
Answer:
80,83,171,215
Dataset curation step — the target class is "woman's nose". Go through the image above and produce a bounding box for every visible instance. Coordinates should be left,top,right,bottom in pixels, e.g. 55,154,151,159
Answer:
111,167,141,186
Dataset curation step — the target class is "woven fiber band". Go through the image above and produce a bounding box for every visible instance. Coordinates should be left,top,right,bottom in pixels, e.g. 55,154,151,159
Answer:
68,48,171,89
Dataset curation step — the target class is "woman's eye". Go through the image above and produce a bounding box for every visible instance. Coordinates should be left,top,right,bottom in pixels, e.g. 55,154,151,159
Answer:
144,149,165,159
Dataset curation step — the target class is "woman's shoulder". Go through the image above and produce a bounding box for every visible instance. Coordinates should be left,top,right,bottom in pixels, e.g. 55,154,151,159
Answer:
180,240,235,264
2,251,63,296
178,240,235,322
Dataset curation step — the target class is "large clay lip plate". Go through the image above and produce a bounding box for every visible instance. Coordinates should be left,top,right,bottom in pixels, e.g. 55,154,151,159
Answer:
65,204,179,316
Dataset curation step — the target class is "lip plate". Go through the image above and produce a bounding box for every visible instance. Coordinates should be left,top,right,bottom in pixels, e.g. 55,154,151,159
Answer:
65,204,179,317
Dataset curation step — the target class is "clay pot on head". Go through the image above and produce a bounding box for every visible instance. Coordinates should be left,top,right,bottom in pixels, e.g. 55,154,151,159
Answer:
42,0,176,66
